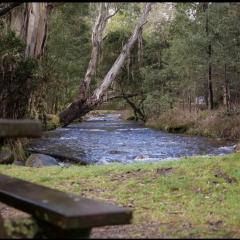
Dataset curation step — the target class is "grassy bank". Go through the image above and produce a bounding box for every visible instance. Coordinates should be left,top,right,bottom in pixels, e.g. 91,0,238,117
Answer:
1,154,240,238
146,108,240,141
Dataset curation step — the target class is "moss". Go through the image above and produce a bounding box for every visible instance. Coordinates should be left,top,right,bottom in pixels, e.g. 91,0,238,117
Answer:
4,218,39,239
1,139,28,162
46,114,60,131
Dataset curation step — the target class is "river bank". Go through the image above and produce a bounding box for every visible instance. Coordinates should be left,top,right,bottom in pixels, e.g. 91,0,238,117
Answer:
40,107,240,142
1,153,240,238
121,108,240,142
2,110,236,167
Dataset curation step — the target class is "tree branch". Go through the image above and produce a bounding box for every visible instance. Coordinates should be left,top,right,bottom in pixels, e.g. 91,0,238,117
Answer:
91,3,154,101
59,3,154,126
79,3,119,99
105,8,119,21
0,2,24,17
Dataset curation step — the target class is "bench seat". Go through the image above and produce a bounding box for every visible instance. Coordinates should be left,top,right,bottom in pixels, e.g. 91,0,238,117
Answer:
0,174,132,238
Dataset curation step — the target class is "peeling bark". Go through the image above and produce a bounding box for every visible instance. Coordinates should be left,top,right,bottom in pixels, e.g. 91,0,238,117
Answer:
8,3,52,58
79,3,118,99
59,3,154,126
0,3,56,120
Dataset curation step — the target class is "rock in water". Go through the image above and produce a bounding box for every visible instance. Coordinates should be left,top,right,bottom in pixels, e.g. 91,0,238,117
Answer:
25,154,59,167
234,144,240,152
0,150,14,164
134,154,150,161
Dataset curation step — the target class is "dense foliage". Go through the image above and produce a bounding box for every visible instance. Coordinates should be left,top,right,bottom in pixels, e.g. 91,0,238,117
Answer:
2,2,240,123
43,3,240,122
0,20,38,119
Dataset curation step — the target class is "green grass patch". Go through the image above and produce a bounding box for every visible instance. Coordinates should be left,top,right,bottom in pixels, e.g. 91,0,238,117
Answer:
1,154,240,238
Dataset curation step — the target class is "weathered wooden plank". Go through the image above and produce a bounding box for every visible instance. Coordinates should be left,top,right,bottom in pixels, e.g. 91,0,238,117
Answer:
0,119,42,138
0,174,132,230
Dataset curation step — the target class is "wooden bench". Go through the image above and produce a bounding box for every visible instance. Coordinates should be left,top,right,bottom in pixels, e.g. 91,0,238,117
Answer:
0,119,132,238
0,119,42,138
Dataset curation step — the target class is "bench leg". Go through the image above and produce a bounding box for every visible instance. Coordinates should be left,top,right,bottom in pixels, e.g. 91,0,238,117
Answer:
0,215,7,239
0,138,4,148
34,220,91,239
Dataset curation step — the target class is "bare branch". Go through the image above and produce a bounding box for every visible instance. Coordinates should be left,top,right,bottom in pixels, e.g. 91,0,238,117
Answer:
79,2,119,99
91,3,154,101
105,8,119,21
59,3,155,126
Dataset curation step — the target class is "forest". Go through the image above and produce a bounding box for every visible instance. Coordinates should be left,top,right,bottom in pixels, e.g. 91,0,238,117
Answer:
0,2,240,239
1,2,240,136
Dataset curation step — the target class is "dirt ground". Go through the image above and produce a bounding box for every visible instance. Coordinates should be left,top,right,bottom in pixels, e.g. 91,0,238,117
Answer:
0,203,165,238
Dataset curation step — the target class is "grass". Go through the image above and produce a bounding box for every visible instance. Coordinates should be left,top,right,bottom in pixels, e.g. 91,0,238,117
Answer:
1,154,240,238
146,107,240,140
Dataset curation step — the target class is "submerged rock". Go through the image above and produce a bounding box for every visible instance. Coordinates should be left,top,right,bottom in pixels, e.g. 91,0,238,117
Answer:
25,154,59,167
0,150,14,164
109,150,128,154
134,154,150,161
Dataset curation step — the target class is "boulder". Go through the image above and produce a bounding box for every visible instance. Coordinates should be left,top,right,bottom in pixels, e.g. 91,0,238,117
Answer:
25,154,59,167
27,144,88,165
0,150,14,164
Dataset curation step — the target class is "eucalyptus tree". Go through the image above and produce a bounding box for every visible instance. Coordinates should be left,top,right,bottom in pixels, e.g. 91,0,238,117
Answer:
59,3,155,126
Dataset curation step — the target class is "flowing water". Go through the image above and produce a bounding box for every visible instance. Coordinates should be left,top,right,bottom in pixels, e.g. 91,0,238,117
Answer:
28,113,236,165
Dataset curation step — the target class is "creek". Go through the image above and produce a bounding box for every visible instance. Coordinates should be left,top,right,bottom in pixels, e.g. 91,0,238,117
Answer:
28,113,236,165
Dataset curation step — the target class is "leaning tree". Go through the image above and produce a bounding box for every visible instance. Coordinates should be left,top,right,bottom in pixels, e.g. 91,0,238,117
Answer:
1,2,154,125
59,3,154,126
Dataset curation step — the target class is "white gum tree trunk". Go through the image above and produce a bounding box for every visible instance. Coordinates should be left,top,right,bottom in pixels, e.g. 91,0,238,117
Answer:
8,3,51,58
79,3,118,99
59,3,154,126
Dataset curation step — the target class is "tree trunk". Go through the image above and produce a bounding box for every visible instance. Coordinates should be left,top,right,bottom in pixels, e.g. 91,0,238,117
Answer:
123,94,146,122
79,3,118,100
223,63,230,109
188,92,192,113
59,3,154,126
2,3,57,121
208,44,214,110
8,3,51,58
203,2,214,110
